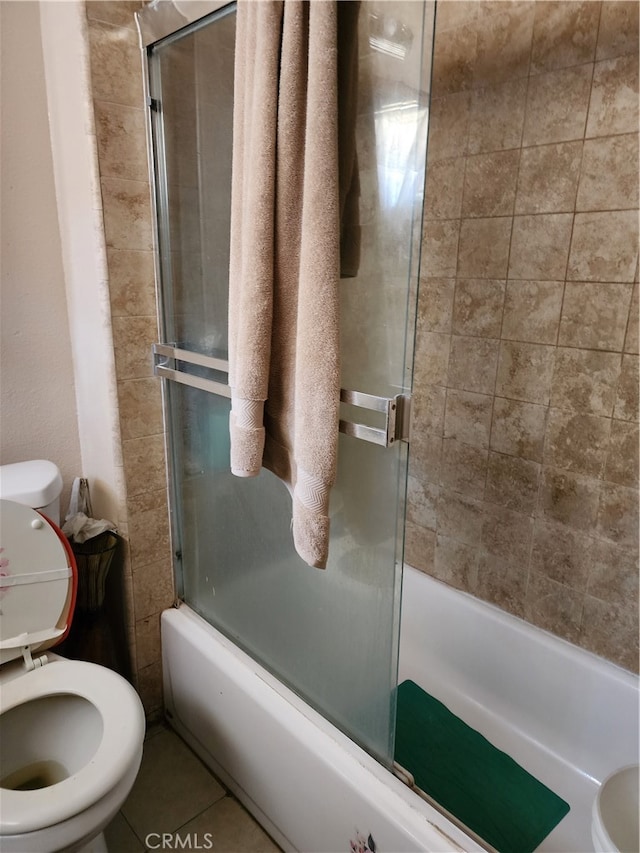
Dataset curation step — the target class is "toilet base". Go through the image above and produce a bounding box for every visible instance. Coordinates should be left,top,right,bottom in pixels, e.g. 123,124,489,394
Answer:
71,831,108,853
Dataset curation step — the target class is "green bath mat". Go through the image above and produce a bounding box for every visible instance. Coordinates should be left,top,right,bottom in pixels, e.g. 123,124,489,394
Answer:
394,680,570,853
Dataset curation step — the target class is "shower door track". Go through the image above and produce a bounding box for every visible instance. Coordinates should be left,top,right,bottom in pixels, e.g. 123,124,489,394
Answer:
152,343,411,448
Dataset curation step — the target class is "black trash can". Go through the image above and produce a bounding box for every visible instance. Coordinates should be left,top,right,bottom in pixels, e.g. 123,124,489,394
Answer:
71,531,122,613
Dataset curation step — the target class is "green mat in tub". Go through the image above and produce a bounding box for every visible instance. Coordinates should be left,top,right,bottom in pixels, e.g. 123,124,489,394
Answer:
394,680,570,853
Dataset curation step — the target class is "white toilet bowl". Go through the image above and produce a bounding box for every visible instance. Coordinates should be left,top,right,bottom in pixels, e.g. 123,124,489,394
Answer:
592,765,640,853
0,496,146,853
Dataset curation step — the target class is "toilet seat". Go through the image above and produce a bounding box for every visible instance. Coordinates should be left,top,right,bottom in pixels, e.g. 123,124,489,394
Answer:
0,657,145,835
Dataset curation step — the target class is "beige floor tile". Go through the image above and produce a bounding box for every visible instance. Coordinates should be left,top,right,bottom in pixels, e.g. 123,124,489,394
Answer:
122,729,225,840
179,797,282,852
104,812,144,853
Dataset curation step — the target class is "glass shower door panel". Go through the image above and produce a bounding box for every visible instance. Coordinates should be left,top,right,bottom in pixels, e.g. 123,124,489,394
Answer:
150,0,433,766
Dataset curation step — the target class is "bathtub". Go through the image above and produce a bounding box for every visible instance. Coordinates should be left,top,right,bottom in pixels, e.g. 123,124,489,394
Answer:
162,565,639,852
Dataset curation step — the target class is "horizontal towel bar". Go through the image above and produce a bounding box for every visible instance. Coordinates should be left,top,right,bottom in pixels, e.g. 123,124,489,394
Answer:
153,344,410,447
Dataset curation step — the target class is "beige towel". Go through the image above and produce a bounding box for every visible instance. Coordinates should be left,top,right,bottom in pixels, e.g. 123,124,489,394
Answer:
228,0,359,569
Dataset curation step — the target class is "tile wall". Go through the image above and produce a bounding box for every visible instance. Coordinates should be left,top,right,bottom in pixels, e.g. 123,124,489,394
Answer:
84,0,639,705
85,0,174,716
407,0,639,671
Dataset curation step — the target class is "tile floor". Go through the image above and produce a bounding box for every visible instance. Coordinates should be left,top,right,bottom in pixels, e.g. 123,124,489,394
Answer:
105,725,282,853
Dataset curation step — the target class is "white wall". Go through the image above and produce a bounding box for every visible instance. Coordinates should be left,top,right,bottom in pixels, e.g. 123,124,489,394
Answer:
0,0,82,514
0,0,124,523
39,0,125,525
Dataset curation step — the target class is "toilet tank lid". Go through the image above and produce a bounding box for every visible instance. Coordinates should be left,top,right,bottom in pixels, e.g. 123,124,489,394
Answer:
0,460,63,508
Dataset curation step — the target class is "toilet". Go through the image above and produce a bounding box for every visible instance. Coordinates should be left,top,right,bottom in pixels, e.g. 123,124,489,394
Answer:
0,462,145,853
592,765,640,853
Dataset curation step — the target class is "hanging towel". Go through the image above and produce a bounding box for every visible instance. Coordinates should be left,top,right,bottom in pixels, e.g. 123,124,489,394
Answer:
228,0,360,569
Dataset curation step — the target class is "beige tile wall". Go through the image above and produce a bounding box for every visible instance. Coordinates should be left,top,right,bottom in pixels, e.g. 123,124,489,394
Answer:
86,0,638,702
408,0,639,672
85,0,174,716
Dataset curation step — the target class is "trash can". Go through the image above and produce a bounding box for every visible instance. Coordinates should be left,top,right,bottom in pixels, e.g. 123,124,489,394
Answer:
71,530,122,613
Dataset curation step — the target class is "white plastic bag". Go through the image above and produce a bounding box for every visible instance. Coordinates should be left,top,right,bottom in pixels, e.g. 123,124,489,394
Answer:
62,478,116,543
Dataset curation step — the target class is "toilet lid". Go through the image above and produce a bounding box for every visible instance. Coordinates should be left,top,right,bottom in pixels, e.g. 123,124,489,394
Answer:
0,499,77,666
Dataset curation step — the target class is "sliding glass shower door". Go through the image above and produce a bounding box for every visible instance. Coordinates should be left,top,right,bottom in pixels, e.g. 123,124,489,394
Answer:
147,0,434,766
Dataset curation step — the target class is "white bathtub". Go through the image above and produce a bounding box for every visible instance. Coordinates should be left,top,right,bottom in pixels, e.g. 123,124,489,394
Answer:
162,565,639,852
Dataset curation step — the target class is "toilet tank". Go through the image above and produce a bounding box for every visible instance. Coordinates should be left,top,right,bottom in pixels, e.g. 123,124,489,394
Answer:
0,460,64,524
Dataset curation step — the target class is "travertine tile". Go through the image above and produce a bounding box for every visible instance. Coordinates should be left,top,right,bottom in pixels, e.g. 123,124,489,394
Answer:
411,383,447,435
444,389,493,448
614,354,639,421
462,150,519,218
118,378,163,440
134,614,160,671
531,519,593,589
425,157,465,219
418,278,455,333
530,1,600,74
523,64,593,146
586,54,640,137
481,504,534,564
537,467,601,532
122,728,225,838
407,475,438,531
112,316,158,379
559,281,633,349
107,249,157,317
508,214,573,281
433,534,479,591
597,481,639,547
87,20,143,108
452,278,505,337
475,553,527,618
440,438,488,499
428,92,470,162
473,0,535,88
515,141,582,215
102,177,153,252
94,101,148,183
576,134,639,212
468,78,528,154
604,420,639,487
495,341,556,405
448,335,500,395
122,434,168,497
127,490,171,567
437,489,484,545
501,280,564,345
86,0,143,30
490,396,547,461
485,451,540,513
550,348,622,417
422,219,460,277
424,158,465,220
567,212,638,283
132,559,175,622
414,331,450,386
457,217,512,279
625,283,639,354
580,596,639,672
136,660,163,715
596,0,640,61
432,21,478,96
544,409,612,477
410,433,442,486
404,522,436,575
525,571,583,644
587,539,639,606
436,0,479,33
